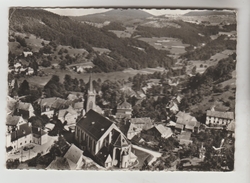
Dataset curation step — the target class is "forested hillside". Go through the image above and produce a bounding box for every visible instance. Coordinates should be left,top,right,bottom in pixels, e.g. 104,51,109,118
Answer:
9,8,175,72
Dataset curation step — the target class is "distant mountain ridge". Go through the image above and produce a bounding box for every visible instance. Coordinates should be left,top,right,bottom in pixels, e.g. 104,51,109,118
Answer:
71,9,153,23
184,10,235,16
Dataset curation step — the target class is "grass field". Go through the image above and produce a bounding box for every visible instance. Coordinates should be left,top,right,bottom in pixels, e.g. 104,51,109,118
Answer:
138,37,189,54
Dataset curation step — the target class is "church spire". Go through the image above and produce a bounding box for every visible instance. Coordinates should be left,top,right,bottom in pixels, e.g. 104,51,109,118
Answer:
89,73,93,92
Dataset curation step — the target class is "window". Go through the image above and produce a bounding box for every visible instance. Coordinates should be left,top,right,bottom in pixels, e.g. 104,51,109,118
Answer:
30,140,32,143
25,141,26,143
20,143,22,145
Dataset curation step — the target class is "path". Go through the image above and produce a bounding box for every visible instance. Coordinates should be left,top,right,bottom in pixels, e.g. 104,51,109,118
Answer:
132,145,162,165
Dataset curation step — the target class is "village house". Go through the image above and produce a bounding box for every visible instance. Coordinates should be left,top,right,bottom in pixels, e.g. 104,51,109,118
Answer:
45,144,86,170
7,96,17,115
166,100,179,114
26,67,34,75
22,51,33,57
177,131,193,145
6,123,33,150
130,117,154,130
58,106,78,131
44,123,55,133
116,99,132,119
175,111,200,133
14,101,35,120
6,121,48,150
126,123,142,140
36,97,72,118
32,126,48,145
6,115,26,133
75,109,137,168
205,107,234,126
227,120,235,138
145,124,173,139
73,101,85,116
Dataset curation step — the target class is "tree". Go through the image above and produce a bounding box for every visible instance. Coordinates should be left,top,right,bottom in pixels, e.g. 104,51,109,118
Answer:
192,66,197,75
59,61,66,70
18,80,30,96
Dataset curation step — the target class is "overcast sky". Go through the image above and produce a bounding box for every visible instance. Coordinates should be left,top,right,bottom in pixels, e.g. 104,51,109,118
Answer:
44,8,193,16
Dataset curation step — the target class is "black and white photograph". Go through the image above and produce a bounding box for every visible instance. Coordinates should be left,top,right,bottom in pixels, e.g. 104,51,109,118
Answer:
6,7,237,171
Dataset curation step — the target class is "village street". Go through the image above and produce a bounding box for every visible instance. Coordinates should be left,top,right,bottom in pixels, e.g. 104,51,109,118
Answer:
7,136,58,162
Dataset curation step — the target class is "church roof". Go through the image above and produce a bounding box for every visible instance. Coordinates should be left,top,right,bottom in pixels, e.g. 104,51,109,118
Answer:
112,130,130,147
76,109,114,141
95,146,112,164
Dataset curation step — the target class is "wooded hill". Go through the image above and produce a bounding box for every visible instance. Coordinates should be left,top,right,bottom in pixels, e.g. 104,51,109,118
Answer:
9,8,174,72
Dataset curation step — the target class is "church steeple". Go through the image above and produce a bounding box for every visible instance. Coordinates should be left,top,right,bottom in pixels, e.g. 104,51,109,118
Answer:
86,73,96,113
89,73,93,93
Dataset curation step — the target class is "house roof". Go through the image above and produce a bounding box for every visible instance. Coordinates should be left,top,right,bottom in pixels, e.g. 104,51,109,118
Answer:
73,102,84,109
227,120,235,132
67,94,78,101
10,123,32,142
36,97,72,109
46,157,70,170
6,115,22,126
130,117,151,124
154,124,173,138
32,127,46,137
45,123,55,130
176,111,198,127
175,123,184,130
76,109,114,141
206,110,234,120
130,117,153,130
17,102,32,111
7,96,17,115
64,144,83,165
117,100,132,109
177,131,192,141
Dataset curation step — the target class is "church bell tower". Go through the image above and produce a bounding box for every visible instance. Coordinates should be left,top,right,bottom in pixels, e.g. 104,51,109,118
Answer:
86,74,96,113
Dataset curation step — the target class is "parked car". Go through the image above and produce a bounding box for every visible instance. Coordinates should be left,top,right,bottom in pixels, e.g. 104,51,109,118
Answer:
23,145,35,151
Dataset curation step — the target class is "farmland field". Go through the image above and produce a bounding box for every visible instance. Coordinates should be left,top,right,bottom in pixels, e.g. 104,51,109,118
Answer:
138,37,189,54
18,66,167,88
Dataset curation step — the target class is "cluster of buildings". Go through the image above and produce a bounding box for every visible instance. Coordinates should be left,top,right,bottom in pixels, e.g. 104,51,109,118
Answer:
5,73,236,170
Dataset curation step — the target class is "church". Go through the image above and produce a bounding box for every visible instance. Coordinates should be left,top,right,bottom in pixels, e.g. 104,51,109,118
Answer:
75,74,137,168
75,109,137,168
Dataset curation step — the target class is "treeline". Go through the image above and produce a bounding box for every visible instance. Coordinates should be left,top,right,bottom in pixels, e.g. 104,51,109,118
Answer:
102,22,126,31
181,36,236,60
91,38,175,72
10,8,175,72
133,21,236,47
133,21,220,46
